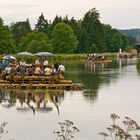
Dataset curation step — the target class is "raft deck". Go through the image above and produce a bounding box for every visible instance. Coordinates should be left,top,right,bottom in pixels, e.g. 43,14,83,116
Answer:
0,83,84,90
0,75,84,90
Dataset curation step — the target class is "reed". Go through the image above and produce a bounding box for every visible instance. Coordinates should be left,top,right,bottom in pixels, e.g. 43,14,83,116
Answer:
99,113,140,140
53,120,79,140
0,122,8,139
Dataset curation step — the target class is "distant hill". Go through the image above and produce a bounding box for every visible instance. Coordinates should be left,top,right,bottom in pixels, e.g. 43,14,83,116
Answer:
120,29,140,41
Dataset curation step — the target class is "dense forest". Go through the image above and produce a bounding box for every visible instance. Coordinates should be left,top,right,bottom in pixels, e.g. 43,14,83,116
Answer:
0,8,136,54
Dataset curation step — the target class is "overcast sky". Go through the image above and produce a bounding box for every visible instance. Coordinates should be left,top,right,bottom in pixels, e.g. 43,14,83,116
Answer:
0,0,140,29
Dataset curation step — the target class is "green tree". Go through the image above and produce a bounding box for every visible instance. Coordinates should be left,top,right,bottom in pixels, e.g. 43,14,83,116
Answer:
121,35,128,51
68,18,83,53
27,40,53,53
81,8,105,53
112,32,123,52
19,31,53,52
103,24,114,52
78,27,90,53
63,15,69,24
127,36,136,46
10,19,31,50
49,15,63,33
103,24,128,52
0,18,16,54
52,22,78,53
35,13,49,34
0,18,3,26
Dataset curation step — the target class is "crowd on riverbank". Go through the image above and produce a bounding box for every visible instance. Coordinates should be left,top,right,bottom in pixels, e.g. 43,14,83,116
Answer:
85,53,106,60
0,58,65,80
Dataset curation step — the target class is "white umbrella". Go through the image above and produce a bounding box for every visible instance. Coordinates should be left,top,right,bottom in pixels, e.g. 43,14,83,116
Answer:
17,52,34,56
34,52,53,57
3,55,16,60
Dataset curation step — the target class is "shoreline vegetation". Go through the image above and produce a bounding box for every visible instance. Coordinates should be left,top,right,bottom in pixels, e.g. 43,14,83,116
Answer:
0,53,117,64
0,8,137,56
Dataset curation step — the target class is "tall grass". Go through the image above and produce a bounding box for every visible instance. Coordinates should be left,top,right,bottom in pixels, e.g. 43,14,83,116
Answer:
0,54,85,64
51,54,85,61
0,53,117,64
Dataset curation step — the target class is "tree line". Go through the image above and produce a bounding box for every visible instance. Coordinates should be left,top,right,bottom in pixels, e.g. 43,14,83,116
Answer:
0,8,136,54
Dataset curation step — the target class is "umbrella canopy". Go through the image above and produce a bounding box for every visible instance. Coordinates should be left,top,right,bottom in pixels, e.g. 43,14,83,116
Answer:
3,55,16,60
17,52,34,56
34,52,53,57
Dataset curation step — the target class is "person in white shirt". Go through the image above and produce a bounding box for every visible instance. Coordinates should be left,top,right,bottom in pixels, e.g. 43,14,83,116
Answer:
58,64,65,76
43,59,48,66
19,59,26,66
5,65,12,75
35,58,40,65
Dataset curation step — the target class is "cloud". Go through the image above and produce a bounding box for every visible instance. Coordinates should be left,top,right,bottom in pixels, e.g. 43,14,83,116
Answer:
1,0,140,29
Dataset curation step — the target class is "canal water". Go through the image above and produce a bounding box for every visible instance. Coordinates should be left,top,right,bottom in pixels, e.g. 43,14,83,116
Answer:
0,58,140,140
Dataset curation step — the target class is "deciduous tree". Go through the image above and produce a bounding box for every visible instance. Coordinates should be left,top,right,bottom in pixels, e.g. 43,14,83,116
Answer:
52,22,78,53
0,18,16,54
19,32,53,53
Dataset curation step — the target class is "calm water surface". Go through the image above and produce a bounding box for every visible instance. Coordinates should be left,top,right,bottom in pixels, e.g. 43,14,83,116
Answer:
1,58,140,140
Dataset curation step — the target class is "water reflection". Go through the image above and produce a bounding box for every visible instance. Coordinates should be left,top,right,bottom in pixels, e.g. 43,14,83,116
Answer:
116,58,137,68
85,58,137,71
117,58,127,68
63,59,138,103
0,59,139,140
0,59,137,113
85,61,110,71
0,89,64,114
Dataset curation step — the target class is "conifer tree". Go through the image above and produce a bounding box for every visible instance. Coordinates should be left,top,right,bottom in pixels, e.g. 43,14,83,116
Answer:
81,8,105,52
35,13,49,34
10,19,31,50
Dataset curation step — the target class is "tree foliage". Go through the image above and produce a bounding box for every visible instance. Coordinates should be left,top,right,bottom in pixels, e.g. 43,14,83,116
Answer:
0,8,134,54
52,22,78,53
103,24,128,52
112,32,123,52
80,8,105,53
67,18,83,52
35,13,49,34
0,18,16,54
10,19,31,50
19,32,53,53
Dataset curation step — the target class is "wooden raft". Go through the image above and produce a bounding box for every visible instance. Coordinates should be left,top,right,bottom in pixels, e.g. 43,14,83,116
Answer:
6,75,67,84
4,89,65,94
0,83,84,90
0,76,84,90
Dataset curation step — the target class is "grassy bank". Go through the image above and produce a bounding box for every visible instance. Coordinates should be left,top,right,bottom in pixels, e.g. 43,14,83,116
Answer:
51,54,85,60
0,53,117,64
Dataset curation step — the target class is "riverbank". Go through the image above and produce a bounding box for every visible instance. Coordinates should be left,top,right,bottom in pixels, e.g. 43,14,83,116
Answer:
0,53,117,64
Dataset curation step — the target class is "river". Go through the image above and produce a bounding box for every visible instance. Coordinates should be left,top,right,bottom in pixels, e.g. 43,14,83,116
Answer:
0,58,140,140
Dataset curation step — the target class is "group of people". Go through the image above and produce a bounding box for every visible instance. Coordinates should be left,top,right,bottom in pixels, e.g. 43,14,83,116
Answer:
0,58,65,79
85,53,106,60
117,52,133,58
